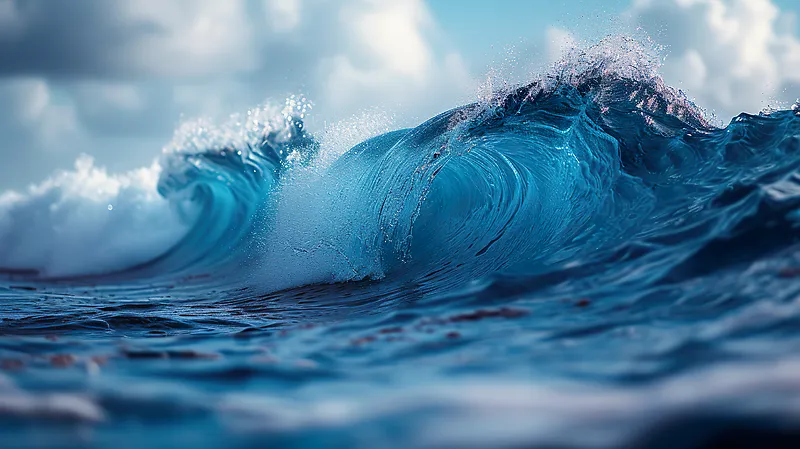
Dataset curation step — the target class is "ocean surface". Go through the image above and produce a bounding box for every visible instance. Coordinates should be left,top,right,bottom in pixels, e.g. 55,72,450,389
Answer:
2,38,800,448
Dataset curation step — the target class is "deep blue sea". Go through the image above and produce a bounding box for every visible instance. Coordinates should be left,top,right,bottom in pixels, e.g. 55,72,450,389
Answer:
2,38,800,448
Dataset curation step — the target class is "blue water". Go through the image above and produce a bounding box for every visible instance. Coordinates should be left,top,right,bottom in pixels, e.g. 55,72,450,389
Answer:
2,39,800,448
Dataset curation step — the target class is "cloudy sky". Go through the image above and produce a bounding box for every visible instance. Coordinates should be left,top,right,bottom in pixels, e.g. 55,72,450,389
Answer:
0,0,798,190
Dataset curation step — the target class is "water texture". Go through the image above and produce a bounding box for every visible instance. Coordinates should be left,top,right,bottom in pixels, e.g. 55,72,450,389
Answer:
2,38,800,448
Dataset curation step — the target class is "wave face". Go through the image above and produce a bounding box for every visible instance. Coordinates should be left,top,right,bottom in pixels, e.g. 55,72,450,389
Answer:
2,41,796,290
0,99,318,279
2,38,800,448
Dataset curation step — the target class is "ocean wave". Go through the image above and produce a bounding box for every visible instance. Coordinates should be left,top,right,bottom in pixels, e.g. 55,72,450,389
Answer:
1,37,798,296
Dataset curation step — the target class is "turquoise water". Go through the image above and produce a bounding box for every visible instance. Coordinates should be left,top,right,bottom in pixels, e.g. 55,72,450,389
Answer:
2,39,800,448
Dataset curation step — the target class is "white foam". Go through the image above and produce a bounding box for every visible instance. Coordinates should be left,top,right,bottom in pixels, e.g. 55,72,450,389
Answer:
0,155,190,277
245,111,396,291
0,100,395,284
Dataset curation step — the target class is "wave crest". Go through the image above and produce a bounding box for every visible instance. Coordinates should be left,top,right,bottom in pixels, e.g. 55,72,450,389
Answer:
2,38,799,293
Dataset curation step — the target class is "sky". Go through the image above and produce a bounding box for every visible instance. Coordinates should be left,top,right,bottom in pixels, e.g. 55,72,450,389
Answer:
0,0,798,190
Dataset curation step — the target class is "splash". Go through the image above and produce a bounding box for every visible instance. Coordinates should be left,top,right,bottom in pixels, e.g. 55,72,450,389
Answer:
3,36,800,449
0,37,798,297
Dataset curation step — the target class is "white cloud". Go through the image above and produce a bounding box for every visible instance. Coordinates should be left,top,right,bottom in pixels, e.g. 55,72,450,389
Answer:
266,0,302,32
0,78,78,143
134,0,476,125
0,0,24,38
76,83,145,113
121,0,257,77
318,0,475,122
0,0,259,79
546,27,578,63
629,0,800,120
352,0,432,80
0,0,477,190
11,78,50,123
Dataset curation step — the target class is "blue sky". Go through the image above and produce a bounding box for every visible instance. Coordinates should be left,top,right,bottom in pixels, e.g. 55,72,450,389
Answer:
0,0,798,190
430,0,630,63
